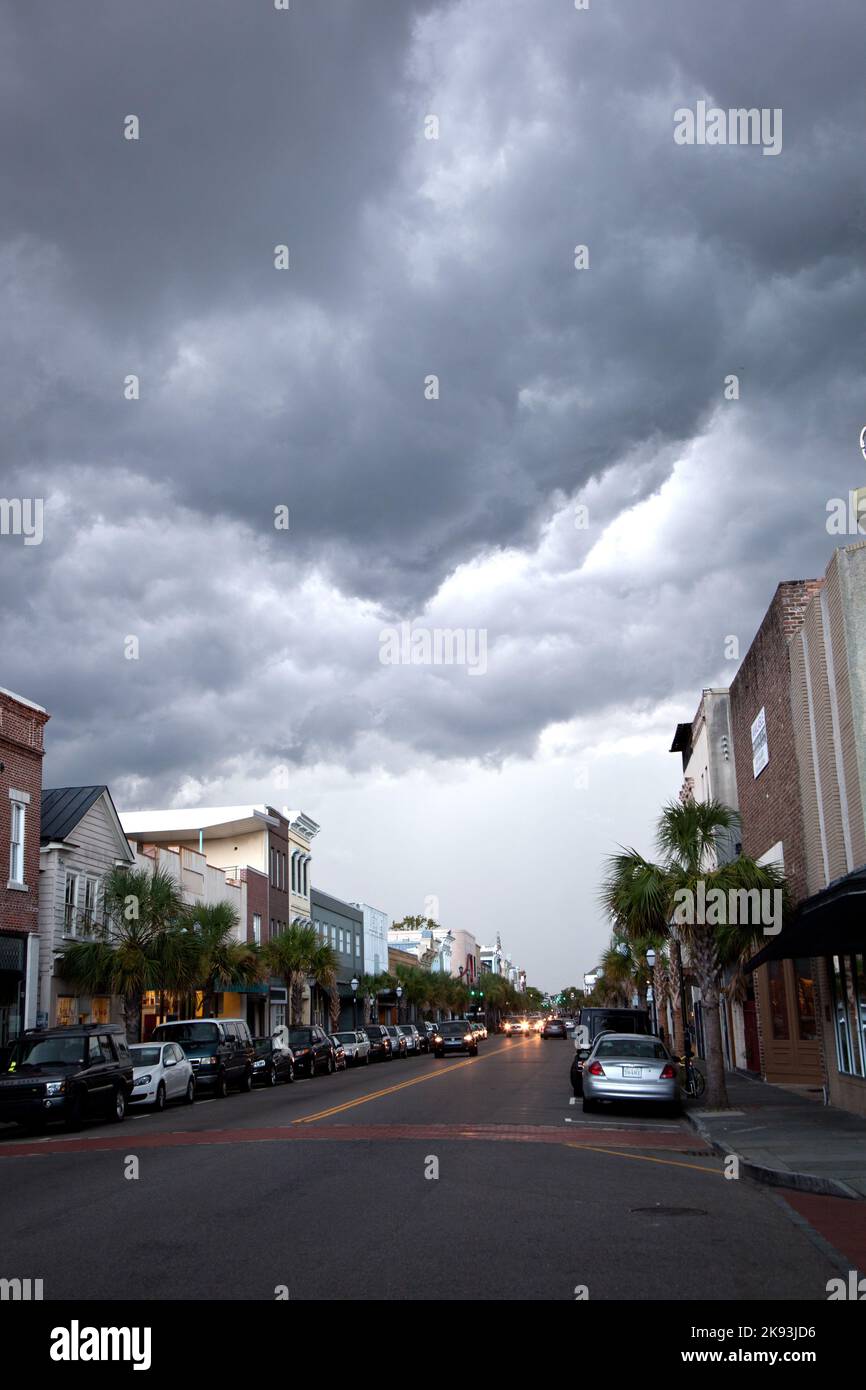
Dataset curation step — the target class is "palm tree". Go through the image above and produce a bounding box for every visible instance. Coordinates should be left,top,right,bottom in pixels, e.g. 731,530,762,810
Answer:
58,864,191,1042
601,798,788,1109
262,924,320,1023
184,902,262,1018
309,940,341,1031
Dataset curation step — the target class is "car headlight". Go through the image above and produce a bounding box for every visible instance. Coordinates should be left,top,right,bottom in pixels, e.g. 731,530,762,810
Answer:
198,1056,217,1066
253,1060,266,1069
134,1075,152,1087
45,1080,66,1096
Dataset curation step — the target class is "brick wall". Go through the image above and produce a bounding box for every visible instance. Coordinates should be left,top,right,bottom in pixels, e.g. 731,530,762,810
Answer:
729,581,824,903
0,689,50,935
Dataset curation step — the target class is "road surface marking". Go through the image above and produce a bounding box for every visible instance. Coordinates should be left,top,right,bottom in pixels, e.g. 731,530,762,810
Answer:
292,1044,508,1124
567,1141,721,1175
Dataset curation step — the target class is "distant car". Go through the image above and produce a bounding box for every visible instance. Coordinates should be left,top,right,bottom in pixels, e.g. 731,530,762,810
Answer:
469,1020,488,1039
581,1034,680,1115
129,1041,196,1110
288,1026,335,1078
364,1024,394,1061
433,1022,479,1058
542,1019,568,1039
0,1024,133,1130
385,1025,408,1059
251,1037,295,1087
334,1030,372,1065
397,1024,423,1055
468,1022,485,1044
503,1016,529,1037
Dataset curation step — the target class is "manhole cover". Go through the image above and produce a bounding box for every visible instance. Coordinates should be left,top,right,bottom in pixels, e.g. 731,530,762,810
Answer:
630,1205,708,1217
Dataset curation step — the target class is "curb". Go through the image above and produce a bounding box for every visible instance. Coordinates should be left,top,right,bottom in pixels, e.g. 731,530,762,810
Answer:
684,1109,863,1200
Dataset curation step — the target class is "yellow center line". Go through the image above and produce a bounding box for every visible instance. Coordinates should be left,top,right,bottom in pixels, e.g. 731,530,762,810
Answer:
292,1042,509,1125
567,1142,723,1176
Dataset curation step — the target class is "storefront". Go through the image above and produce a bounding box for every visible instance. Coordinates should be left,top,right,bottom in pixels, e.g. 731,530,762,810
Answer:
0,933,26,1048
748,866,866,1114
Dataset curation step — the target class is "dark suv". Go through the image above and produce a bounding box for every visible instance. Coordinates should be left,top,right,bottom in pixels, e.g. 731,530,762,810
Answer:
0,1024,133,1130
152,1018,254,1097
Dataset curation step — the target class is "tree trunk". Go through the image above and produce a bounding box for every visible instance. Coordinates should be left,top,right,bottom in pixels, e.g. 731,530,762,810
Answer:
124,992,142,1044
692,927,729,1109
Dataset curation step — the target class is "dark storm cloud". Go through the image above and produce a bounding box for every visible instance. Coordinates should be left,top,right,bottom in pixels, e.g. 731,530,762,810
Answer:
1,0,865,794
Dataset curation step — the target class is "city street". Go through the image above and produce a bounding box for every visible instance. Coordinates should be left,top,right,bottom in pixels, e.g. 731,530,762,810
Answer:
0,1035,844,1302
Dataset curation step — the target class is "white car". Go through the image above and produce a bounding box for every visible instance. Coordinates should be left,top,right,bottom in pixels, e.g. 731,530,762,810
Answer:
334,1030,372,1066
129,1041,196,1111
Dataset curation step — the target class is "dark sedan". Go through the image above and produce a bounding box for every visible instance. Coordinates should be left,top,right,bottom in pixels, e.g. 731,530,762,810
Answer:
363,1024,394,1061
287,1026,335,1078
251,1037,295,1087
433,1022,479,1058
542,1018,569,1039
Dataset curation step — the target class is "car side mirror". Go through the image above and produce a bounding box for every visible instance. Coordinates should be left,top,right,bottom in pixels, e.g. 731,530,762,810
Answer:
165,1057,177,1067
578,1049,591,1062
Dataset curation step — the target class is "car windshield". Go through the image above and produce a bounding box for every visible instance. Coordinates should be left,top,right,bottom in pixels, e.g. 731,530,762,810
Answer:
397,1026,413,1034
439,1023,467,1036
5,1036,87,1069
335,1033,355,1043
595,1039,668,1060
129,1046,162,1066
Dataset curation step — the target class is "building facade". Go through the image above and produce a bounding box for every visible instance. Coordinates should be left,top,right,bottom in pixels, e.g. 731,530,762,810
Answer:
38,786,136,1030
729,579,825,1087
311,888,364,1030
0,687,49,1046
352,901,389,978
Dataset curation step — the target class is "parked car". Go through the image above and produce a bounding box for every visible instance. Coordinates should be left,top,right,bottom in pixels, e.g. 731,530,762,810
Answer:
0,1024,133,1130
397,1024,423,1055
542,1018,569,1039
334,1030,372,1065
364,1024,394,1061
433,1021,479,1058
287,1026,335,1078
152,1018,254,1097
385,1025,408,1059
581,1033,680,1115
251,1037,295,1087
469,1022,485,1044
420,1022,438,1052
129,1041,196,1110
329,1036,348,1070
472,1020,488,1039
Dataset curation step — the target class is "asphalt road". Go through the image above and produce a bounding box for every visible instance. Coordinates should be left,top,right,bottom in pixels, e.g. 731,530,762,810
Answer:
0,1034,844,1301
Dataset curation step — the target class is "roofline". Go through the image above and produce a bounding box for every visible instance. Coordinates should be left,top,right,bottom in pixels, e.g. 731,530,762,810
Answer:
0,685,47,714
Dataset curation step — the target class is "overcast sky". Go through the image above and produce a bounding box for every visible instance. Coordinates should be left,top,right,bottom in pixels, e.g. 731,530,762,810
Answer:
2,0,864,991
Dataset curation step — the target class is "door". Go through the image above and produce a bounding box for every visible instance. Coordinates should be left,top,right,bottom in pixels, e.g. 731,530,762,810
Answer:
742,1000,760,1073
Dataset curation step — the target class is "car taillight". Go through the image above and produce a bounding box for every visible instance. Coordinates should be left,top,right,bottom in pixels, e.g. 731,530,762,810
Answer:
659,1063,676,1079
587,1060,605,1076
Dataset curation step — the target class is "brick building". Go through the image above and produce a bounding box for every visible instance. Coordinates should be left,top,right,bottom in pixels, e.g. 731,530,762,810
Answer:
747,544,866,1117
0,686,50,1045
729,580,824,1086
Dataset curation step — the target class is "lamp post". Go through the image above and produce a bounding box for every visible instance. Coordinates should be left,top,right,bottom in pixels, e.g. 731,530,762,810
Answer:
351,976,359,1030
395,984,403,1024
367,993,375,1025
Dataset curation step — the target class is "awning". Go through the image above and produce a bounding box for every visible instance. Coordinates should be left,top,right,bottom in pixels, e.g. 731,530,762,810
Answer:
746,863,866,971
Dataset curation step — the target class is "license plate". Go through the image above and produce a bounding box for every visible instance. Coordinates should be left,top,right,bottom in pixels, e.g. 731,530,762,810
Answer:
623,1066,642,1077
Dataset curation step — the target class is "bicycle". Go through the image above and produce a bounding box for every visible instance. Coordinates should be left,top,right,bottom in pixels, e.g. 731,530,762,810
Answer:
678,1053,706,1100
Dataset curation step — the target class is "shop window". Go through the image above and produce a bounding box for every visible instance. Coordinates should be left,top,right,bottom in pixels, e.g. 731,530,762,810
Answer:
793,959,817,1042
831,956,854,1074
56,996,76,1028
767,960,790,1040
92,997,110,1025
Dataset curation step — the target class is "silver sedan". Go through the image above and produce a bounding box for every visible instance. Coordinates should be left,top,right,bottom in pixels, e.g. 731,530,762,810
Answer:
581,1034,680,1115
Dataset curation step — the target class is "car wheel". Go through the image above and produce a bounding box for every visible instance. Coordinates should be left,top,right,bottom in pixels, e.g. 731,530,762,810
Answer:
184,1078,196,1105
241,1067,253,1093
215,1071,229,1099
266,1065,278,1087
110,1087,127,1123
154,1082,166,1113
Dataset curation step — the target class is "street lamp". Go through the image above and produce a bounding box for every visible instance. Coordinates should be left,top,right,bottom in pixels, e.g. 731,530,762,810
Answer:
395,984,403,1024
351,976,359,1030
646,948,657,1034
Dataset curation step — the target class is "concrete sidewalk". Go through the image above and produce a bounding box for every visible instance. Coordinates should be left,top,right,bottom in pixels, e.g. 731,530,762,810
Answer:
685,1068,866,1199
